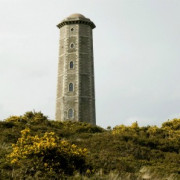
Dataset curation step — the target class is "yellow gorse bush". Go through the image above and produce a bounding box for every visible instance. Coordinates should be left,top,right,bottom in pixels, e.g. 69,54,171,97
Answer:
5,111,48,123
112,119,180,143
5,116,26,123
8,128,88,174
112,122,139,135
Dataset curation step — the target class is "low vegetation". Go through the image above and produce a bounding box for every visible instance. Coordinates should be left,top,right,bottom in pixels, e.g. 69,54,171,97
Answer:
0,111,180,179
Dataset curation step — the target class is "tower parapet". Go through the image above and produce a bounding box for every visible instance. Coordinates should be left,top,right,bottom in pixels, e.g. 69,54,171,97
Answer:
57,13,96,29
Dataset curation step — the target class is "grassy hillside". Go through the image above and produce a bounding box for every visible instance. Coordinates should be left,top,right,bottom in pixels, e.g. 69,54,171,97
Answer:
0,111,180,180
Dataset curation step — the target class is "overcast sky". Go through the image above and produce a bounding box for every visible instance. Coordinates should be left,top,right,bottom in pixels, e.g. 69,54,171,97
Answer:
0,0,180,128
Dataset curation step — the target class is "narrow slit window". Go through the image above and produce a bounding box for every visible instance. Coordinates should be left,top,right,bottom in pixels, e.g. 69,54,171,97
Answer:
70,61,74,69
68,109,73,118
69,83,73,91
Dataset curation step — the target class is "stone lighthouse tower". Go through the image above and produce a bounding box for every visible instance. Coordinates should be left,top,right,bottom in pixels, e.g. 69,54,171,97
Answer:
55,13,96,125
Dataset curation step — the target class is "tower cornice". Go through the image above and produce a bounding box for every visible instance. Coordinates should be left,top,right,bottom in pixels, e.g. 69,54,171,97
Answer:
57,14,96,29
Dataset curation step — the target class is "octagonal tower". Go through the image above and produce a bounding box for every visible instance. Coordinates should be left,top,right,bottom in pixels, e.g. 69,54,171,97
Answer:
55,13,96,125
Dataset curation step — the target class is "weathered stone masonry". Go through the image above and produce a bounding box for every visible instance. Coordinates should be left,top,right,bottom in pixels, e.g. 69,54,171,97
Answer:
56,14,96,125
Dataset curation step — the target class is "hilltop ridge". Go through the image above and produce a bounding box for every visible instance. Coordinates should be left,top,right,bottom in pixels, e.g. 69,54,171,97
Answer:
0,111,180,179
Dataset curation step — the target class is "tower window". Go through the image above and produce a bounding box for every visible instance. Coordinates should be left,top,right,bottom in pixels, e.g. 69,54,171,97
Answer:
70,43,74,48
70,61,74,69
68,109,74,118
70,28,74,32
69,83,73,91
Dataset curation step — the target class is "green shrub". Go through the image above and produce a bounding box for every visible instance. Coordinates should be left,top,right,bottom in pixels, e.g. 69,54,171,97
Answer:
0,113,180,179
7,128,90,178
